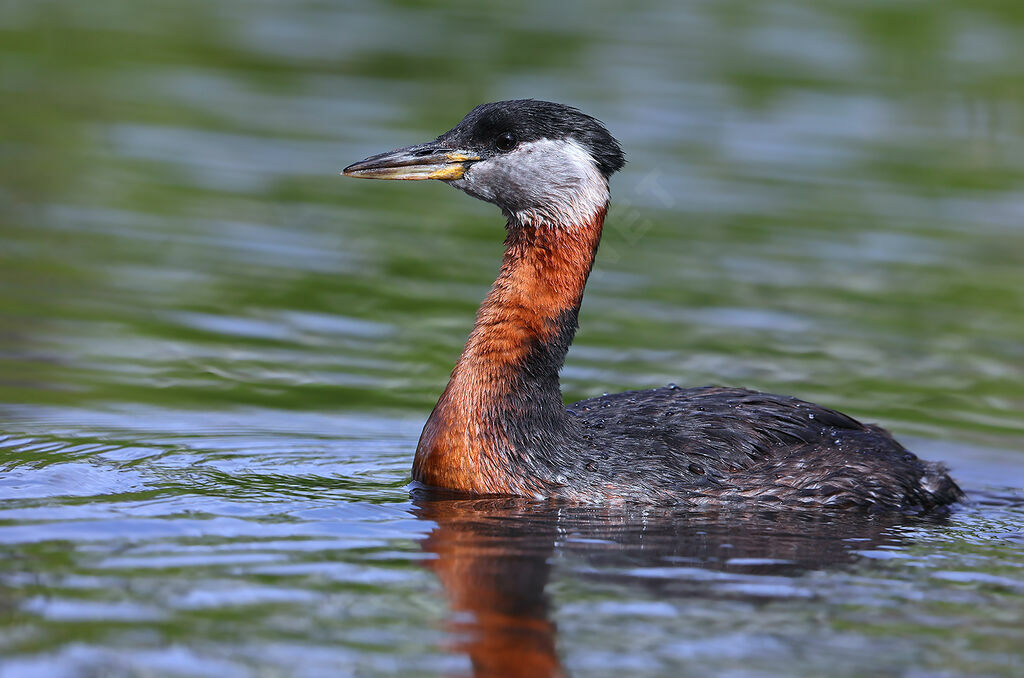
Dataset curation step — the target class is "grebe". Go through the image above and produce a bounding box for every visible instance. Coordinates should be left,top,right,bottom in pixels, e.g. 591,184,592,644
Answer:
343,100,962,510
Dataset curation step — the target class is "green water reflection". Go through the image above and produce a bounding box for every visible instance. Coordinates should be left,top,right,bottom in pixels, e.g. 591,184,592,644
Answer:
2,0,1022,439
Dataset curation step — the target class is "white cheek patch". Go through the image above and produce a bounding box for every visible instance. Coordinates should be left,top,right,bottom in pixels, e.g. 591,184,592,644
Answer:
453,138,609,229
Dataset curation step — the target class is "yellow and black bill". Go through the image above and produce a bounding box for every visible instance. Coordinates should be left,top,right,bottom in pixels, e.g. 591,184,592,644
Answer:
342,141,480,181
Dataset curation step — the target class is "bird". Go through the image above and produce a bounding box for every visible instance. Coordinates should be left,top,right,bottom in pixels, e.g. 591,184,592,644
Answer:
342,99,963,511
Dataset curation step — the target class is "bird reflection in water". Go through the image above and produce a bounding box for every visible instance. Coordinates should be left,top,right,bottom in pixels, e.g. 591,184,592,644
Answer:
413,492,948,678
415,493,564,678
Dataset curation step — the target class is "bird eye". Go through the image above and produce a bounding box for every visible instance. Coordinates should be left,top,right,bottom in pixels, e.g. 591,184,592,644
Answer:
495,132,517,152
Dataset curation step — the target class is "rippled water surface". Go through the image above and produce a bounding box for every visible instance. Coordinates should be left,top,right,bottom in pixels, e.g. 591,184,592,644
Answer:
2,1,1023,676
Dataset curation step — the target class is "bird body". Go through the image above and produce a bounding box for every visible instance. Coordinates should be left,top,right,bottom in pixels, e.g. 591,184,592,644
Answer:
343,99,962,510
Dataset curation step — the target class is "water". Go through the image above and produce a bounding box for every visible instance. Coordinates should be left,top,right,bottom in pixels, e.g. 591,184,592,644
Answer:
1,1,1023,676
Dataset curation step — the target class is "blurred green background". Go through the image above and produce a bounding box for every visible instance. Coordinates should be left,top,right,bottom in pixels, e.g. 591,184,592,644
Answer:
1,1,1023,676
1,0,1022,442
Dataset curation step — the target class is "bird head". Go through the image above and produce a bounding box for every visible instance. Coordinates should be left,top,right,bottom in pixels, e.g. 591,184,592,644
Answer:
343,100,624,228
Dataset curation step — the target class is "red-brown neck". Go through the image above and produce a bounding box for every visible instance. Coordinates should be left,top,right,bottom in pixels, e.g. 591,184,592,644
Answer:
413,206,607,494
